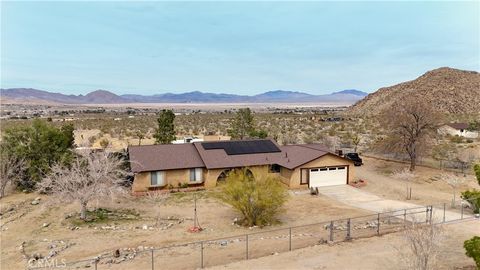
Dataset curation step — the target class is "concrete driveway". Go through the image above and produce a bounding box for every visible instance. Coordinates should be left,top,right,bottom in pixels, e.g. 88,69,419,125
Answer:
316,185,471,222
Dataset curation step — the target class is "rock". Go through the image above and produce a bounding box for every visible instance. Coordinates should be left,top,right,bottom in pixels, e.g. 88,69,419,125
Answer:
137,246,144,251
219,241,228,246
114,249,120,258
32,253,43,260
35,197,41,201
31,200,40,205
48,250,58,258
42,223,50,228
142,224,148,230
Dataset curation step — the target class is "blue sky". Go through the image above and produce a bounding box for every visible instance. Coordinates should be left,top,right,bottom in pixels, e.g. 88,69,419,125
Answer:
1,1,479,95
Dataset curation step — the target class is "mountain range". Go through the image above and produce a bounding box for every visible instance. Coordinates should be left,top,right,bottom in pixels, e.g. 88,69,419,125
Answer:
0,88,368,104
348,67,480,115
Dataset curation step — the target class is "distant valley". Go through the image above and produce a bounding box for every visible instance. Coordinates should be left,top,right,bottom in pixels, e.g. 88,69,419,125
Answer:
0,88,367,105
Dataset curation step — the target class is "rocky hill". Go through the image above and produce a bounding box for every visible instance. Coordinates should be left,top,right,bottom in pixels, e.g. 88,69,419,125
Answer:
348,67,480,115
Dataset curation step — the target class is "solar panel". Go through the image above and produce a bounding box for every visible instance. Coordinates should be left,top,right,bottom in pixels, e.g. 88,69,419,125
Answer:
201,140,281,155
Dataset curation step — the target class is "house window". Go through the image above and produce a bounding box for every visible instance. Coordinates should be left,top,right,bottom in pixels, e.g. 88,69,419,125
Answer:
151,171,165,186
269,164,281,173
190,168,203,182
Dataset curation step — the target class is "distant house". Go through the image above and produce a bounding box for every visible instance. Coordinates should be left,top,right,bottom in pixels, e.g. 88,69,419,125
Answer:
128,139,354,194
438,123,478,138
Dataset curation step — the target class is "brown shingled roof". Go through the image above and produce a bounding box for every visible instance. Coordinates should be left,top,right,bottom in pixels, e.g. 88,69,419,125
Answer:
193,139,340,170
128,143,205,173
447,123,469,130
128,139,350,173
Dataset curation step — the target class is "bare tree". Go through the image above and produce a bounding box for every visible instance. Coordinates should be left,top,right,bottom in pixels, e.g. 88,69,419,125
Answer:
144,191,170,227
440,173,466,208
321,136,340,152
456,148,480,176
352,133,361,153
396,221,444,270
382,99,440,171
38,150,129,220
0,149,24,198
392,168,415,200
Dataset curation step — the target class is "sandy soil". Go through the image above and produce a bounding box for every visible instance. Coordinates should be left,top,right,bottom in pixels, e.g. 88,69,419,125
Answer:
357,157,478,206
0,190,368,269
209,219,480,270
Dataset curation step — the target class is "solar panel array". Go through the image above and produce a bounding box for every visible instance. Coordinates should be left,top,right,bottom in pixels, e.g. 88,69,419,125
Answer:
201,140,281,155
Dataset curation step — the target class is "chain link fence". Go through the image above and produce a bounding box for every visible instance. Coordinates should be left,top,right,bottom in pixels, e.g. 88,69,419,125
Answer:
27,203,477,270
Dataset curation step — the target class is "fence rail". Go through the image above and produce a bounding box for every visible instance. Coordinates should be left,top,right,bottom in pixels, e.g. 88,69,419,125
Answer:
27,203,477,270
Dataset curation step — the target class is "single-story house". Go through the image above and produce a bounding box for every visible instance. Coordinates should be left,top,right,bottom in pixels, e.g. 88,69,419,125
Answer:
128,139,355,193
438,123,478,138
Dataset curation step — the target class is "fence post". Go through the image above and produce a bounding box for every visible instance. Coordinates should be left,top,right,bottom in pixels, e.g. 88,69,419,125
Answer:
403,209,407,228
461,205,464,219
200,241,204,268
443,203,446,223
425,206,429,224
329,221,334,242
245,234,249,260
151,249,154,270
429,206,433,224
95,260,98,270
289,227,292,251
346,218,351,240
377,213,380,235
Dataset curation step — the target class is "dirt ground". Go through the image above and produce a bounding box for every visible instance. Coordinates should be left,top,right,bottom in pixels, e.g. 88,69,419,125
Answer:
209,219,480,270
357,157,479,206
0,190,368,269
1,156,478,269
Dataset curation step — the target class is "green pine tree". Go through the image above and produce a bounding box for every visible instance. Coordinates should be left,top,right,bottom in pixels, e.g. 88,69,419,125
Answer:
229,108,255,140
154,110,176,144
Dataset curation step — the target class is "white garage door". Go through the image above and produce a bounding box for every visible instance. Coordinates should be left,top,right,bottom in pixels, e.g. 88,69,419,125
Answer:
309,166,347,188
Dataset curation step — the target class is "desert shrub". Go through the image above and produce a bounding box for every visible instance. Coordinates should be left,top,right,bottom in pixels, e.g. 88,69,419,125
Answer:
461,189,480,214
99,138,110,149
474,164,480,185
464,236,480,268
449,135,464,143
217,168,288,227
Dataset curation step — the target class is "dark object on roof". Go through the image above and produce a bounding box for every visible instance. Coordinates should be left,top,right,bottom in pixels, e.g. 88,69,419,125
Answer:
201,140,281,155
447,123,469,130
128,144,205,173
